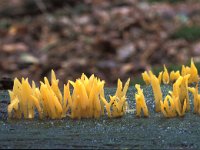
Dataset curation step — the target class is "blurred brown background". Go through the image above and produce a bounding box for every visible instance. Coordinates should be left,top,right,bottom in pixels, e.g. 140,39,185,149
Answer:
0,0,200,86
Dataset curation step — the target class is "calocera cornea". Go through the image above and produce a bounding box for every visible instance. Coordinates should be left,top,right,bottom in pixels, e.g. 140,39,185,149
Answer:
8,78,42,119
170,76,187,117
179,74,190,111
158,71,163,84
188,85,200,114
162,65,169,84
8,70,66,119
101,78,130,118
135,84,149,117
65,74,105,119
160,75,190,118
181,65,190,76
170,71,180,83
142,71,163,85
160,95,176,118
180,58,198,84
32,70,64,119
189,58,199,83
142,71,151,85
149,71,162,112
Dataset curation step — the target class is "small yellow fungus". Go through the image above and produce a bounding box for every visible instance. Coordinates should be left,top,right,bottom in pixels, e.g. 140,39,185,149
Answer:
158,71,163,84
111,96,127,118
188,85,199,114
142,71,151,85
170,71,180,83
160,95,176,118
181,65,190,76
180,59,198,84
179,74,190,111
8,78,42,119
142,71,162,85
149,72,162,112
115,78,130,99
66,74,105,119
174,97,187,117
189,58,199,83
170,76,187,117
162,65,169,84
135,84,149,117
101,78,130,118
8,70,65,119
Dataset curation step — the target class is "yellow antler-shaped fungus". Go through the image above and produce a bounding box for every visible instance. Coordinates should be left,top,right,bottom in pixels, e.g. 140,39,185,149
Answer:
101,78,130,118
66,74,105,119
149,71,162,112
179,74,190,111
171,76,187,117
8,78,42,119
160,95,176,118
170,71,180,83
188,85,200,114
181,65,190,76
142,71,151,85
189,58,199,83
135,84,149,117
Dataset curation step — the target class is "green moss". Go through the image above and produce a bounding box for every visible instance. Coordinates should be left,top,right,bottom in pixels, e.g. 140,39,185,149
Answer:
171,26,200,41
131,75,145,85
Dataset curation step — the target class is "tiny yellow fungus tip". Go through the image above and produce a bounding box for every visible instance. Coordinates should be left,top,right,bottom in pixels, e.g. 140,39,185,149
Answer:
163,65,169,84
142,71,151,85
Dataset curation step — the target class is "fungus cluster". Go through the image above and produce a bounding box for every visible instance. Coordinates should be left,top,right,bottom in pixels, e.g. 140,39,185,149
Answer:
140,58,199,118
101,78,130,118
6,58,200,120
8,71,130,119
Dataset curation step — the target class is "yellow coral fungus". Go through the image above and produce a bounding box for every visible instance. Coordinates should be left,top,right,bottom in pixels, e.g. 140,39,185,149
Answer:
170,76,187,117
135,84,149,117
66,74,105,119
115,78,130,99
8,78,42,119
8,70,65,119
149,72,162,112
181,65,190,76
142,71,151,85
158,71,163,84
189,58,199,83
180,74,190,111
162,65,169,84
160,95,176,118
188,85,199,114
101,78,130,118
170,71,180,83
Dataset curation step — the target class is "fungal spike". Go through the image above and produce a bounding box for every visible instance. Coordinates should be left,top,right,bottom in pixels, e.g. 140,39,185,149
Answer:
189,58,199,83
150,73,162,112
135,84,149,117
142,71,151,85
163,65,169,84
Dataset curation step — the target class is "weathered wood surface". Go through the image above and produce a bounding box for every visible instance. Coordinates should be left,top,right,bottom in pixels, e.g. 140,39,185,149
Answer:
0,86,200,149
